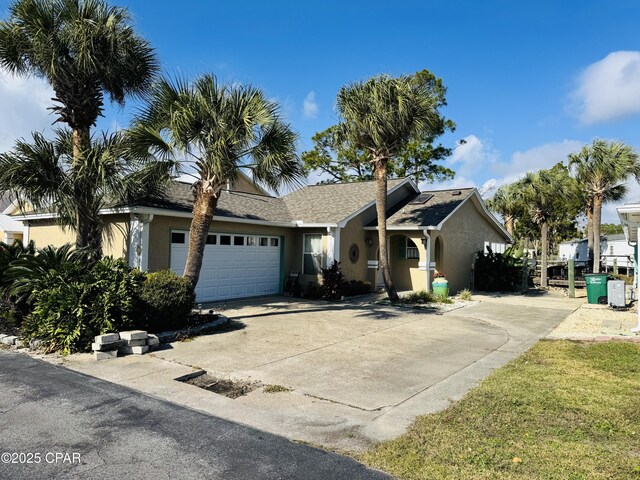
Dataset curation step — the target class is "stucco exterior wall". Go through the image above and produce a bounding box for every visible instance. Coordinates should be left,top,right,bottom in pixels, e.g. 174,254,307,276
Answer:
230,175,267,195
438,197,508,293
26,215,129,258
339,216,369,282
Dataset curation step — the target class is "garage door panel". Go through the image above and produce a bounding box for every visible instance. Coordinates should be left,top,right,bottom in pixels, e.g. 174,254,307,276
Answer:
170,232,281,302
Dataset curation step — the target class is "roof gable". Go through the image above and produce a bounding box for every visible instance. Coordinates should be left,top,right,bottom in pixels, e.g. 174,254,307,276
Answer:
281,178,413,225
368,188,474,228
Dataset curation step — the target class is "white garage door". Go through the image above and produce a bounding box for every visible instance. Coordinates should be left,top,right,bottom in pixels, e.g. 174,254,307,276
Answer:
170,231,282,302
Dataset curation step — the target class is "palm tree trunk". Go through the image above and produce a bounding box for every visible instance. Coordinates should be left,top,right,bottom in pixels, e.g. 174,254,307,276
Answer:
184,188,220,287
541,221,548,288
72,126,92,250
505,215,514,236
586,205,594,271
592,194,603,274
374,158,399,302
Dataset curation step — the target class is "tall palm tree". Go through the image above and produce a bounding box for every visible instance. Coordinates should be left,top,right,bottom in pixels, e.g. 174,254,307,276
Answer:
569,140,639,273
0,0,157,248
520,167,573,288
487,183,522,235
0,129,172,259
129,74,302,287
335,74,441,302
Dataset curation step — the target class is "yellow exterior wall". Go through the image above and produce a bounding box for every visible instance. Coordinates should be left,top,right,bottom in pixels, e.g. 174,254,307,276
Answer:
339,215,369,282
26,215,130,258
231,175,267,195
437,197,507,293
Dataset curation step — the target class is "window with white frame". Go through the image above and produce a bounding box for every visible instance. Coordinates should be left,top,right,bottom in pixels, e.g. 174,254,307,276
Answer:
303,234,323,274
406,238,419,259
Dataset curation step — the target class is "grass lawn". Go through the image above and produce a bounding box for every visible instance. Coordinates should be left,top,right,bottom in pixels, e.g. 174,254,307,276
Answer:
360,340,640,479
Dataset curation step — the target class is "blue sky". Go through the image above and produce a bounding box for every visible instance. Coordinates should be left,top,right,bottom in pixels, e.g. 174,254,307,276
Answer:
1,0,640,221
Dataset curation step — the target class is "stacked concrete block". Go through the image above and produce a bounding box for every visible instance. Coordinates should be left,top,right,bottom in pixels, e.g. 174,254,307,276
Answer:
92,333,123,360
118,330,151,355
1,335,18,345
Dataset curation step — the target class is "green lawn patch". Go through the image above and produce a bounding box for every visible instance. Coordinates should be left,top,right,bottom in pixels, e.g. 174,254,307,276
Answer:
359,340,640,479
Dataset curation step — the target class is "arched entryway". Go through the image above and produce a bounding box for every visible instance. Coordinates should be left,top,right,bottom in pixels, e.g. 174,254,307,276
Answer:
434,235,444,274
390,234,420,291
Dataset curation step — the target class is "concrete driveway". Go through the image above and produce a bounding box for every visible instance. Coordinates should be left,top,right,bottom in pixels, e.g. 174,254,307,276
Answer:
60,291,582,451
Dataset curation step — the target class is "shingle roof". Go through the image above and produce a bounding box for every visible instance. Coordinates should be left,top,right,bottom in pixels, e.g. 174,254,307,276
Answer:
368,188,475,228
136,182,293,223
281,178,408,224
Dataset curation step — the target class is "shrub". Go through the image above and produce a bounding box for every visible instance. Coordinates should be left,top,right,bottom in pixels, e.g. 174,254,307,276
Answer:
321,260,344,300
140,270,195,332
342,280,372,297
0,301,21,336
21,256,145,355
304,282,323,300
458,288,473,301
474,247,523,292
401,290,453,304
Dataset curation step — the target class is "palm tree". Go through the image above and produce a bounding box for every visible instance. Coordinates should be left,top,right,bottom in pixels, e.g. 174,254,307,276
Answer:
0,129,172,259
487,183,522,235
569,140,639,273
335,74,441,302
129,74,302,287
520,167,574,288
0,0,157,247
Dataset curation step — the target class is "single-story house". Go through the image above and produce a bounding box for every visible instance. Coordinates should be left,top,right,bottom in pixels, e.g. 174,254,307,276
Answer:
10,176,512,302
558,234,634,272
0,193,25,243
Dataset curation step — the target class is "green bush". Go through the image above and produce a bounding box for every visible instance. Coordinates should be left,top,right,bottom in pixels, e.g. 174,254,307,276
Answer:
474,247,523,292
401,290,453,304
21,257,145,355
342,280,372,297
0,301,21,336
304,282,324,300
140,270,195,332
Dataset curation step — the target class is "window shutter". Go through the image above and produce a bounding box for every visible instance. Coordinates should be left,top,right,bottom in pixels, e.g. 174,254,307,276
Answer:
398,237,406,259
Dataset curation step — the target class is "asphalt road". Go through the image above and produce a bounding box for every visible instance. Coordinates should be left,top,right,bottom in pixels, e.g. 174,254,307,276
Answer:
0,351,391,479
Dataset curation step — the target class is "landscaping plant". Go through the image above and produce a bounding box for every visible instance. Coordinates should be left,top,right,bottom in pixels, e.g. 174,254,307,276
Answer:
140,270,196,332
321,260,345,300
21,256,145,354
474,246,523,292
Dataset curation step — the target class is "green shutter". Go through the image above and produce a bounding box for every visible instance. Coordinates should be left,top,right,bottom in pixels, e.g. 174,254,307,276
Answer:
398,237,406,259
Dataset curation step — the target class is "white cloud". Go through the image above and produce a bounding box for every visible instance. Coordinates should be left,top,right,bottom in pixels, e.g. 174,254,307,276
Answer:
571,51,640,124
491,139,583,185
302,91,318,119
0,70,54,152
446,134,499,179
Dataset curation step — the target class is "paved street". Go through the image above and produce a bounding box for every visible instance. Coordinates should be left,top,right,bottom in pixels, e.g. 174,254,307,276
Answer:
0,351,390,480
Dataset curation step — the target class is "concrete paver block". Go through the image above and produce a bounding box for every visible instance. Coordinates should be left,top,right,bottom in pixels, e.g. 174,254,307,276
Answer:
94,350,118,361
120,330,148,341
2,335,18,345
0,334,7,341
125,339,147,347
95,333,120,344
119,345,149,355
92,340,125,351
147,335,160,346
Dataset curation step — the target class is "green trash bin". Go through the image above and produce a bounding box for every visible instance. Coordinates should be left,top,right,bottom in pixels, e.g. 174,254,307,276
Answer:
432,277,449,300
584,273,612,305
